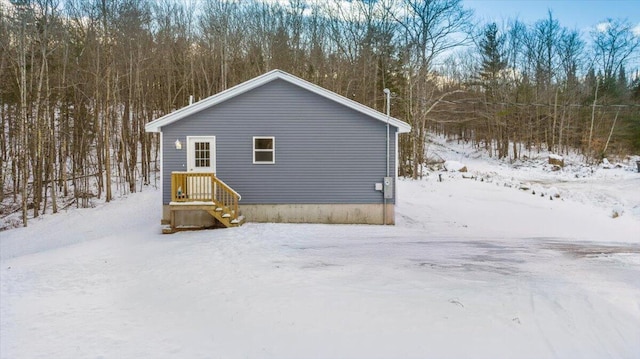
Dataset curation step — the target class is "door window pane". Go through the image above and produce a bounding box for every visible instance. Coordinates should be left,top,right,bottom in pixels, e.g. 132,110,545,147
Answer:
195,142,210,167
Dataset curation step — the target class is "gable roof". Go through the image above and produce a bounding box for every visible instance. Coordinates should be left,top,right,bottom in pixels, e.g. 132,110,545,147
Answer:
144,69,411,133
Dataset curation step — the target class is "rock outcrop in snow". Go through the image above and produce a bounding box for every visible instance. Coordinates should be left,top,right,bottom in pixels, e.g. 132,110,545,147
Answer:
548,154,564,167
443,160,467,172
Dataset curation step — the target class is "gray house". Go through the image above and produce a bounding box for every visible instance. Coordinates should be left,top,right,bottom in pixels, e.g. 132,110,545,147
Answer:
145,69,411,231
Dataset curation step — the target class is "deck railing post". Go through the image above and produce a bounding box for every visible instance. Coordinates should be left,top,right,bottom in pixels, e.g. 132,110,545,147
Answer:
234,197,238,220
209,173,218,203
171,174,176,202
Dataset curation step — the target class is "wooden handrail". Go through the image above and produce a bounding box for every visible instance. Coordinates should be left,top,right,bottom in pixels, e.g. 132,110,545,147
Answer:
171,172,240,221
210,176,242,200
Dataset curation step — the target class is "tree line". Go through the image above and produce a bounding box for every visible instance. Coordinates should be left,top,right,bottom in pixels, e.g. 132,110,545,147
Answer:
1,0,639,227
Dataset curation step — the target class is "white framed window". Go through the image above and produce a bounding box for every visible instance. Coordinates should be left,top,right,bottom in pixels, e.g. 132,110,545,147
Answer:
253,136,275,164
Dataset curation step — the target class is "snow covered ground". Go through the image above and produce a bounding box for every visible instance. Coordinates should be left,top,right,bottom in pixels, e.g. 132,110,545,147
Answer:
1,139,639,359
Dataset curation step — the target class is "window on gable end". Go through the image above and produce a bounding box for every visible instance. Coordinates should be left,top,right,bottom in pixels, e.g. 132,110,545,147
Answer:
253,136,275,164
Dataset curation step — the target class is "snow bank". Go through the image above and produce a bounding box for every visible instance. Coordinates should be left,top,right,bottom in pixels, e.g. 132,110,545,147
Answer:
397,177,639,242
0,187,161,261
427,135,640,223
443,160,467,172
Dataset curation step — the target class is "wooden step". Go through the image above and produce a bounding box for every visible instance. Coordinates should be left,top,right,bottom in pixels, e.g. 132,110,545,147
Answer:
230,215,245,225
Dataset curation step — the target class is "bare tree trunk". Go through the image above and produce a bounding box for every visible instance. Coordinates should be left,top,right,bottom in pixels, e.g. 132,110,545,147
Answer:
603,109,620,155
18,9,29,227
588,80,599,155
558,105,565,154
104,69,112,202
552,87,559,152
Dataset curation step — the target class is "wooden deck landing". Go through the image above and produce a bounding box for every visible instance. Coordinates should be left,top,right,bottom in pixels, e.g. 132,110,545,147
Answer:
164,172,243,233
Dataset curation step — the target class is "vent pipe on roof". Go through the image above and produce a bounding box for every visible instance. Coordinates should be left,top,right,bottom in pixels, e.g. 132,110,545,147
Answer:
189,95,194,105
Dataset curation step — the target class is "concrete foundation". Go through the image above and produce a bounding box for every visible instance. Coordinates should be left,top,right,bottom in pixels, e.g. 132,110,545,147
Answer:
241,203,395,225
162,203,395,226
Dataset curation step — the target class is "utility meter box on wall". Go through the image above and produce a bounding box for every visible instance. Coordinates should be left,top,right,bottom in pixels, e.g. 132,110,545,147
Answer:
383,177,393,199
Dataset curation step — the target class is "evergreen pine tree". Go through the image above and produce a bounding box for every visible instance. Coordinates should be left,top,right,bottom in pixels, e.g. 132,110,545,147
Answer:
479,22,507,82
617,66,628,98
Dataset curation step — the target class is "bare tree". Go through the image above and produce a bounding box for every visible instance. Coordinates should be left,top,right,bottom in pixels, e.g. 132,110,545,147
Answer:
393,0,473,177
592,18,640,81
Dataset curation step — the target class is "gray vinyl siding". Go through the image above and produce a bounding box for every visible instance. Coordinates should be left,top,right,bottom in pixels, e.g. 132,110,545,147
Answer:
161,79,397,205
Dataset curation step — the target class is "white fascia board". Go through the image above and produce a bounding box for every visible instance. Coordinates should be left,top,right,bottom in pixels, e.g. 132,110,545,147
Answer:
144,69,412,134
159,131,163,205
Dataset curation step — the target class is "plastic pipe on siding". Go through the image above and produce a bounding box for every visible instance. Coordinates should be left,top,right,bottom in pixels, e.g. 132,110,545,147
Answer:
383,88,391,225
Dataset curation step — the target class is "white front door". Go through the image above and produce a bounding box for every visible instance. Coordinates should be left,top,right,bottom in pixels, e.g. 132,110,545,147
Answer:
187,136,216,200
187,136,216,173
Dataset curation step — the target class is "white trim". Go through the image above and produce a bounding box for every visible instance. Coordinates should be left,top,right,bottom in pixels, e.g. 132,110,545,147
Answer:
144,69,411,134
159,132,163,203
252,136,275,164
186,136,216,173
395,132,399,178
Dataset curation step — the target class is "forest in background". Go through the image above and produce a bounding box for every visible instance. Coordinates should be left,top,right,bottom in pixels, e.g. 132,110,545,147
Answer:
1,0,639,227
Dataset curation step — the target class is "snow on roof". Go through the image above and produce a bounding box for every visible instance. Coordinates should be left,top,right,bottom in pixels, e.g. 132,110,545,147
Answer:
144,69,411,133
